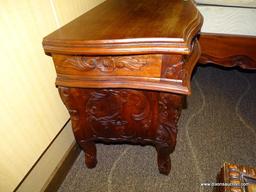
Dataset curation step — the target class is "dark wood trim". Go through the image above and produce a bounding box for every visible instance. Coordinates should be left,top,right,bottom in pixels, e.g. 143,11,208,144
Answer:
198,33,256,70
197,3,256,9
14,120,70,191
14,121,81,192
44,143,81,192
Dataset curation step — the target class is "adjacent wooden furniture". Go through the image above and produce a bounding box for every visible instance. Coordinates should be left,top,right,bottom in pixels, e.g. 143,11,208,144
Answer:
218,163,256,192
43,0,203,175
199,33,256,69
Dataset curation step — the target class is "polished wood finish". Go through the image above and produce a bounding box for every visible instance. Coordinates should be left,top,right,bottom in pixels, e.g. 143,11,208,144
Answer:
58,87,184,174
218,163,256,192
43,0,202,175
43,0,202,55
199,33,256,69
52,41,201,95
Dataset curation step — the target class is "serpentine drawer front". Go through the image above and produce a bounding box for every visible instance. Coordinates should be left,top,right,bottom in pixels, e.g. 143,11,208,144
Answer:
43,0,203,175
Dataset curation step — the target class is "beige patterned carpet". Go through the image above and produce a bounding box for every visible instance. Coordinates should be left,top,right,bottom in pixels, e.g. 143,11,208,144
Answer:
58,66,256,192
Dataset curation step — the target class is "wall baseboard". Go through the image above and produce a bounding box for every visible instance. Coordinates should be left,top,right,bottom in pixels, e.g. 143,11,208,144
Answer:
44,142,80,192
15,122,80,192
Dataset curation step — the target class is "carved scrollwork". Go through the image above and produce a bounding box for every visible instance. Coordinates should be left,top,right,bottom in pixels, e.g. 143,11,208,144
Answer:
199,54,256,70
64,55,148,72
85,89,152,138
164,58,185,79
86,90,127,135
58,87,80,132
157,93,183,149
58,86,184,175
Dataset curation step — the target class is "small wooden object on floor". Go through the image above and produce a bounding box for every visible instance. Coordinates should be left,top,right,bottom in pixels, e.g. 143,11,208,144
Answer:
218,163,256,192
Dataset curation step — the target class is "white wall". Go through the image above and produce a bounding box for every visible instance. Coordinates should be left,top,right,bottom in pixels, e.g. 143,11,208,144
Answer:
198,6,256,35
0,1,105,191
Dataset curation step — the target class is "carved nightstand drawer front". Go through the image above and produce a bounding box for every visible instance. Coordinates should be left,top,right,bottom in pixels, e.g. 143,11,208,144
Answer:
53,54,162,77
53,53,193,95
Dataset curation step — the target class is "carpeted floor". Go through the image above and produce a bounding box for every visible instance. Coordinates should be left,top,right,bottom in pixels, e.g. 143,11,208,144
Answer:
58,66,256,192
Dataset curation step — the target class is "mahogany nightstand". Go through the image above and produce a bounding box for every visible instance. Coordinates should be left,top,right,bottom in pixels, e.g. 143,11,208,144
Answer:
43,0,203,175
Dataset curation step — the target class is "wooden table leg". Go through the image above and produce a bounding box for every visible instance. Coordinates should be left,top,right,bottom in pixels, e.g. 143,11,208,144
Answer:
156,93,183,175
83,141,97,168
58,87,98,168
156,144,172,175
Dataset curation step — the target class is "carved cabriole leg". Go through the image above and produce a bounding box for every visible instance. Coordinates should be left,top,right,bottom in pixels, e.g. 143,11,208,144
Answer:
83,141,97,168
156,93,183,175
155,144,172,175
58,87,97,168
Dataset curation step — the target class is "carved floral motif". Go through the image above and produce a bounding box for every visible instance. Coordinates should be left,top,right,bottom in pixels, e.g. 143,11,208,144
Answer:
58,87,184,175
85,89,152,138
58,87,80,133
164,58,185,79
64,55,148,72
157,93,183,149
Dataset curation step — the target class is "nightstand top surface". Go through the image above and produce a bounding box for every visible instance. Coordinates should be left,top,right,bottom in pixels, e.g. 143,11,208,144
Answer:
43,0,202,55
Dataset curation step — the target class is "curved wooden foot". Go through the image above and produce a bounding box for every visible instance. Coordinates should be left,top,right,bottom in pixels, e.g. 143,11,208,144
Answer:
84,142,97,168
156,144,172,175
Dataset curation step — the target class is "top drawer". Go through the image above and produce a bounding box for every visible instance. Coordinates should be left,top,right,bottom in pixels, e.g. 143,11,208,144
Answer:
52,54,162,78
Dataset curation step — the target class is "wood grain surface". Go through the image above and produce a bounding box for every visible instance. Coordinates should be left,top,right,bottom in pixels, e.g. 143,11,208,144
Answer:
43,0,203,55
199,33,256,69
